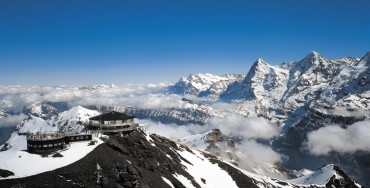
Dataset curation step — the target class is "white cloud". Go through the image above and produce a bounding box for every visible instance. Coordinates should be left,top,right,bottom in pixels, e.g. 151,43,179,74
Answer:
235,140,285,179
306,120,370,155
0,114,27,128
208,113,281,140
0,84,185,111
236,140,282,164
137,119,210,140
139,114,281,141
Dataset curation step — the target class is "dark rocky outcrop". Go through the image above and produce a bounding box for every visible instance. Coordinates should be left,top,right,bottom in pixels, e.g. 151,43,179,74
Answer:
0,169,14,178
205,129,223,143
324,165,362,188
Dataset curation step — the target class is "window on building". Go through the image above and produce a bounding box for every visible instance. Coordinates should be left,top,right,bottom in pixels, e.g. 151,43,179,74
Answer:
43,145,47,148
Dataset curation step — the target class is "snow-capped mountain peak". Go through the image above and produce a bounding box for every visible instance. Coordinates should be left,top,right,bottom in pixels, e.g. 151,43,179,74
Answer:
307,50,320,58
48,105,99,133
289,164,361,187
17,115,57,134
255,58,267,65
357,51,370,66
53,105,99,123
169,73,244,97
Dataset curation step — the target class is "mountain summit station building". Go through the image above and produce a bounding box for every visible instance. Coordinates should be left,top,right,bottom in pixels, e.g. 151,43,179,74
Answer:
88,111,138,134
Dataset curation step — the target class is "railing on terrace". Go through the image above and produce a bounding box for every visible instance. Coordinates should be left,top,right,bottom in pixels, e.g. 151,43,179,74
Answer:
89,122,136,126
26,131,93,141
99,126,137,133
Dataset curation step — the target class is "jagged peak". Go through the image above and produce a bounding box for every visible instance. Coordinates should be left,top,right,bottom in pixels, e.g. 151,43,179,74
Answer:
359,51,370,65
56,106,99,121
180,73,220,81
303,51,321,61
290,51,325,72
257,57,265,63
310,50,320,56
249,58,270,72
253,58,267,65
65,105,85,114
365,51,370,57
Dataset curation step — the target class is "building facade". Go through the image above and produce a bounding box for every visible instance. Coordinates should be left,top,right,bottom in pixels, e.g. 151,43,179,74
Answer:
27,133,93,154
88,111,138,134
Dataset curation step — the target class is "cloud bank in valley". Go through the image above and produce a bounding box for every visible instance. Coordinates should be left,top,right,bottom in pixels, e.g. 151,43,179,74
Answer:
137,119,211,140
208,113,281,139
306,120,370,155
0,85,187,111
141,113,281,142
0,114,27,128
207,113,284,178
235,140,284,178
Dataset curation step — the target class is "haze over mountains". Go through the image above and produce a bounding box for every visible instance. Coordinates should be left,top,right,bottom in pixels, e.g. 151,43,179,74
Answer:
0,51,369,187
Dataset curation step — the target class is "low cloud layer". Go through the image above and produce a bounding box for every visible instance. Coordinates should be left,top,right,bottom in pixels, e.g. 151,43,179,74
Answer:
306,120,370,155
236,140,282,164
0,85,189,111
235,140,284,179
208,113,281,139
137,119,211,140
0,114,27,128
140,113,281,141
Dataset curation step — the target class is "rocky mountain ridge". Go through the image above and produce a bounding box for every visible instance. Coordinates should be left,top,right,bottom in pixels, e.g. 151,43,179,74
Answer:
169,73,245,97
0,128,361,188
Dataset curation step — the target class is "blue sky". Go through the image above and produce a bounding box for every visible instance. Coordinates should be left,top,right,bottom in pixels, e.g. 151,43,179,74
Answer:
0,0,369,85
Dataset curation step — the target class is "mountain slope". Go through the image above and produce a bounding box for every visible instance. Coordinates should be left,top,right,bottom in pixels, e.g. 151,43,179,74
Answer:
0,129,360,188
48,105,100,133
